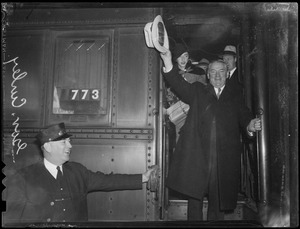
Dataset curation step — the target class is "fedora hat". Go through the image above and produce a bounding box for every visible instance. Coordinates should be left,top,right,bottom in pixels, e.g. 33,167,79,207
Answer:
198,58,210,65
36,122,72,145
144,15,169,52
221,45,237,56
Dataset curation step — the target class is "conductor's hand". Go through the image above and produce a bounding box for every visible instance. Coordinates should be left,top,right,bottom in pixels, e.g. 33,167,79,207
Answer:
142,165,160,183
159,46,173,72
247,118,262,133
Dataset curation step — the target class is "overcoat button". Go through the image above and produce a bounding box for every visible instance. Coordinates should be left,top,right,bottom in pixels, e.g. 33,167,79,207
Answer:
50,202,54,206
47,218,51,222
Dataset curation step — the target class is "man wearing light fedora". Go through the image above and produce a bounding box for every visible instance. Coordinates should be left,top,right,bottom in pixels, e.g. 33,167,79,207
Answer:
4,122,157,224
221,45,243,94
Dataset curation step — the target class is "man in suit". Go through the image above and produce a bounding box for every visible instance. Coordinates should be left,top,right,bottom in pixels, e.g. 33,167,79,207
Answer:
159,47,261,220
4,123,157,224
221,45,243,94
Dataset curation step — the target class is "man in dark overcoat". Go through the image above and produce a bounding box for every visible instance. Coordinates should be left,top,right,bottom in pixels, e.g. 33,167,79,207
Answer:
221,45,243,94
4,123,157,224
159,47,261,220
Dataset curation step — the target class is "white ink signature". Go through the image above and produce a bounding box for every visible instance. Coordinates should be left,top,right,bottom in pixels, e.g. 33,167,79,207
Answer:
3,56,27,107
3,57,28,161
11,113,27,156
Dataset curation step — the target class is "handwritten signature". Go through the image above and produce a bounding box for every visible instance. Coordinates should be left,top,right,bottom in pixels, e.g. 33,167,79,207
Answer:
11,113,27,156
3,57,28,161
3,57,27,107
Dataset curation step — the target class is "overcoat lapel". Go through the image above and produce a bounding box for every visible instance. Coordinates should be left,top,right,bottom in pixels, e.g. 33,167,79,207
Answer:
207,84,218,99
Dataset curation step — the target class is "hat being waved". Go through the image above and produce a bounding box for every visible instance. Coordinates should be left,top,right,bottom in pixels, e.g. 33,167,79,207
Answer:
36,122,72,145
144,15,169,52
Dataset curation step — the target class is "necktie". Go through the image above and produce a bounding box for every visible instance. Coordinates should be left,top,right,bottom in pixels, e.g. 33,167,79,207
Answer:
217,88,221,99
56,166,63,184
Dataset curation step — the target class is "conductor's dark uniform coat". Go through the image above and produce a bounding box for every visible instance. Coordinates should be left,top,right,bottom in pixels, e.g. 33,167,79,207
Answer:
164,66,253,210
5,160,141,223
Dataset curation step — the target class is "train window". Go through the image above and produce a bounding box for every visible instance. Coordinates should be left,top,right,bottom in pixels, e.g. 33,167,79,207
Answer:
47,30,113,126
53,38,109,115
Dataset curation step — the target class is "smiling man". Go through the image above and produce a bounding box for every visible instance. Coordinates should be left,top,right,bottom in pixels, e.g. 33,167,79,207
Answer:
159,47,261,221
4,123,157,224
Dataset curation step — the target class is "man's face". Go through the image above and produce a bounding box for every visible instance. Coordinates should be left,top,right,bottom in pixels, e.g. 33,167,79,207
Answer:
46,138,72,165
176,52,189,68
223,54,236,71
208,61,227,88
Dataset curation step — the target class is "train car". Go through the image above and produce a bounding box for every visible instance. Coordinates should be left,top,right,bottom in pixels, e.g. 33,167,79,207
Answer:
2,2,298,227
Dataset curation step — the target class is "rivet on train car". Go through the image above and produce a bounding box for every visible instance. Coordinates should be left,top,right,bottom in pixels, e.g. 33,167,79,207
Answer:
135,135,138,139
112,146,114,149
124,135,127,138
149,96,152,99
148,153,151,156
111,135,114,138
111,158,114,162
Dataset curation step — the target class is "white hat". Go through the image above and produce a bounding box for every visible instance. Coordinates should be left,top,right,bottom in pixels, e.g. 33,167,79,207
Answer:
144,15,169,52
222,45,237,56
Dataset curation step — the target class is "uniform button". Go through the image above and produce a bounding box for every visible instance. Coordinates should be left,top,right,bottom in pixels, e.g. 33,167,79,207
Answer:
61,198,64,200
63,209,66,211
60,188,63,190
47,218,51,222
63,220,66,222
50,202,54,206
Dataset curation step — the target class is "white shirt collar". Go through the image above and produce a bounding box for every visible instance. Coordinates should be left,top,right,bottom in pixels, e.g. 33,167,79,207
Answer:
229,67,237,78
214,85,225,94
44,158,63,178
